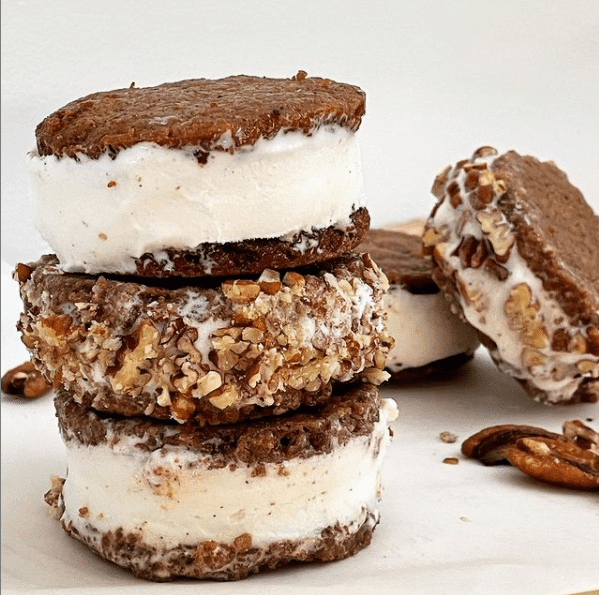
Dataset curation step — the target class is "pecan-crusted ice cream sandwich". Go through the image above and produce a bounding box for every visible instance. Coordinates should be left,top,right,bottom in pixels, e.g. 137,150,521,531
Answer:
424,147,599,404
47,384,397,581
16,252,392,424
359,227,479,380
29,72,369,277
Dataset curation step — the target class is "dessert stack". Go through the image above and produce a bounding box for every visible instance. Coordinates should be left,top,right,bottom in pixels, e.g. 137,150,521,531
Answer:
16,72,397,581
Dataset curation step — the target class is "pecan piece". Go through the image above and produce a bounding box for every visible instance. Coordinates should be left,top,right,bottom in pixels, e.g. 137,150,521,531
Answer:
1,361,51,398
453,235,488,269
461,424,561,465
222,279,261,303
462,420,599,490
507,436,599,491
431,165,451,199
562,419,599,454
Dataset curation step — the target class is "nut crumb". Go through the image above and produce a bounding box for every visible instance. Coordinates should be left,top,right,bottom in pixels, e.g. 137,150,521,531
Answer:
443,457,459,465
440,431,458,443
44,475,65,517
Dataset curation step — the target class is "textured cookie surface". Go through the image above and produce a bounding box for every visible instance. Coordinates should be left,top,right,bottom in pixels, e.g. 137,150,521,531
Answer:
35,73,365,159
16,253,392,424
424,147,599,404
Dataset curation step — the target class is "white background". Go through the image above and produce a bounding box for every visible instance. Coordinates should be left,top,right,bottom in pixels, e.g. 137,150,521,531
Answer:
2,0,598,267
2,2,599,594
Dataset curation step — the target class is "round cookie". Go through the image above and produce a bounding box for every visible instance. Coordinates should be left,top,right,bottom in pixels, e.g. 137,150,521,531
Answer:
29,72,370,277
359,227,479,380
16,252,392,424
424,146,599,404
47,384,397,581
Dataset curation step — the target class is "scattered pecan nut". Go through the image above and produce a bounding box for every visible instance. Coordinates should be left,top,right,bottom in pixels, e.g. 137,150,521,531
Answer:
1,361,52,398
461,423,561,465
462,420,599,491
562,419,599,454
507,436,599,491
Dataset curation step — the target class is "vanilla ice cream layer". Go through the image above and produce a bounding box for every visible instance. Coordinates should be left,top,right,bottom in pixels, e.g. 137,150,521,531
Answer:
59,398,397,550
429,155,599,402
29,125,365,274
383,286,479,372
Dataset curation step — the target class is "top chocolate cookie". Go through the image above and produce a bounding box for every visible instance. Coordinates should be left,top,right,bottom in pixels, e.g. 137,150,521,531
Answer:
35,72,365,159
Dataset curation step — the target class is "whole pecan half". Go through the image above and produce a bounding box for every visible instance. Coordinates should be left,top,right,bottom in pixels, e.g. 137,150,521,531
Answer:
461,424,561,465
507,436,599,491
462,420,599,491
1,361,51,399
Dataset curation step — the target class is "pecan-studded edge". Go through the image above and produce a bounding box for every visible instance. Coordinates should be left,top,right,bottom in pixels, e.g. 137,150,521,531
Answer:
16,252,392,424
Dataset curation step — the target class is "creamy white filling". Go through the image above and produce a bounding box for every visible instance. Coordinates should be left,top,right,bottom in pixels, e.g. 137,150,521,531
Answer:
430,155,599,401
383,286,479,372
60,398,397,549
29,125,365,274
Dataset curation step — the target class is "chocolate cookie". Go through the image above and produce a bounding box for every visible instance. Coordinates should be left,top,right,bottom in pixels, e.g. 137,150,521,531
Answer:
47,384,397,581
359,228,479,380
16,252,392,424
424,146,599,404
124,206,370,278
30,72,370,276
35,73,365,159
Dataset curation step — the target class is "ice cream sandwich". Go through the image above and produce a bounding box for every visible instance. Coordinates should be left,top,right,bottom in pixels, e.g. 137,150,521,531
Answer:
424,146,599,404
359,227,479,380
29,72,369,278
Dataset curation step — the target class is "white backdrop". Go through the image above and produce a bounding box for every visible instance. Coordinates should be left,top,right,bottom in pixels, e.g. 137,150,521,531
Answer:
2,0,598,267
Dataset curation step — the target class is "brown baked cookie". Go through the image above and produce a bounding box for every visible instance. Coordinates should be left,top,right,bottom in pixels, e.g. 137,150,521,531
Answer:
16,252,392,425
47,384,397,581
30,72,370,277
359,228,479,380
35,73,365,159
424,146,599,404
128,206,370,278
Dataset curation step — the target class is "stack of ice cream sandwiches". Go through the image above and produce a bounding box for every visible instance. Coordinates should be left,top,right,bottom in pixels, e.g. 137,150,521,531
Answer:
16,72,398,581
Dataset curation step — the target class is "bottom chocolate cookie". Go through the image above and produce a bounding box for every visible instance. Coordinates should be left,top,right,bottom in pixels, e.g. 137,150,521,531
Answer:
386,351,475,383
47,383,397,581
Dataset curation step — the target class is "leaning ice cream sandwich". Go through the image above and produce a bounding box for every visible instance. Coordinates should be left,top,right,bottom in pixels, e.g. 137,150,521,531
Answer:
359,226,479,380
424,146,599,404
29,72,369,278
